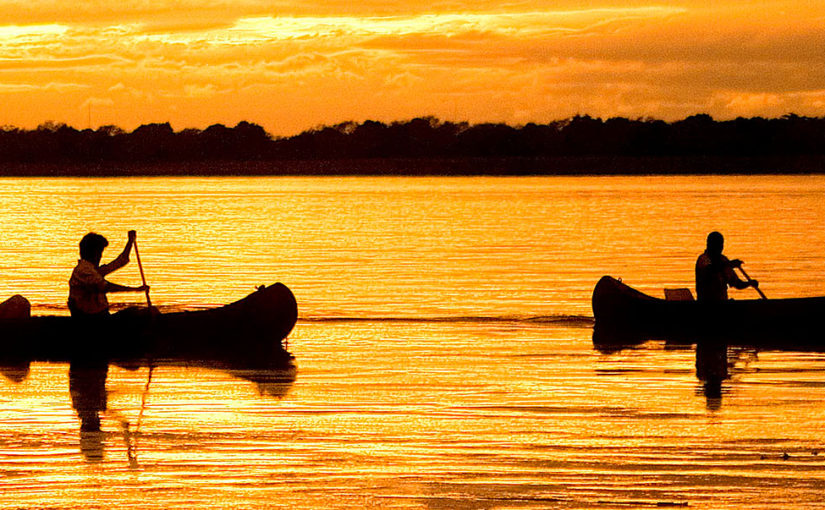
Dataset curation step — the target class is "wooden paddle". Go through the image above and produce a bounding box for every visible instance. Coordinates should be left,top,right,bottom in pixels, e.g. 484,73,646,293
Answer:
132,233,152,310
131,232,154,465
736,264,767,300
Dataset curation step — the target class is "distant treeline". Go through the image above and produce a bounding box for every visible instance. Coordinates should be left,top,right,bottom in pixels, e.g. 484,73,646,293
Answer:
1,114,824,175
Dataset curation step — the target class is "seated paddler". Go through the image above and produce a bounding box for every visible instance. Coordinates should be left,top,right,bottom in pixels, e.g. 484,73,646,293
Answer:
68,230,149,318
695,231,758,302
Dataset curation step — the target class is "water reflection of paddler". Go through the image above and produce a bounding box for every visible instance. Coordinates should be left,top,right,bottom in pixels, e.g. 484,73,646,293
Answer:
69,360,109,433
70,358,110,462
695,340,728,407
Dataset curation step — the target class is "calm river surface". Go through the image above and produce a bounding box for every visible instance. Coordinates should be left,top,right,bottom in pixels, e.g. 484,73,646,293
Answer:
1,175,825,509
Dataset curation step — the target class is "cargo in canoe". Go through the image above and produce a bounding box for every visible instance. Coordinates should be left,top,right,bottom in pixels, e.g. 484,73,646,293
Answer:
592,276,825,349
0,283,298,364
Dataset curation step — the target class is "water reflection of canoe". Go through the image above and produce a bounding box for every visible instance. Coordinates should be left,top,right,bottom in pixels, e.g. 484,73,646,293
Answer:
0,283,297,363
592,276,825,348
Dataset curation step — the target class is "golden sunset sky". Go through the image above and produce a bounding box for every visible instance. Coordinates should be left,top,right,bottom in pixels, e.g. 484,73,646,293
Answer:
0,0,823,135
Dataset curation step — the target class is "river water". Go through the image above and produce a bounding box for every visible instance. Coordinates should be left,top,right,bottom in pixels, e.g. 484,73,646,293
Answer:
1,175,825,509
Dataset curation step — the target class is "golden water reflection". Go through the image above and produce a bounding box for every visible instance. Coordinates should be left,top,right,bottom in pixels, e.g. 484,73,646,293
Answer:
4,322,825,508
0,176,825,508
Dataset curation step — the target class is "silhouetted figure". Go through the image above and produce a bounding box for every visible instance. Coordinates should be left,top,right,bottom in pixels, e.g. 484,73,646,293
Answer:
695,231,758,302
67,230,146,451
68,230,148,318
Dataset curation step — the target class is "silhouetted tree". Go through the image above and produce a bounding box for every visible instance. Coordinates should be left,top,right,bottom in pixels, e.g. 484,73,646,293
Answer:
127,122,175,160
0,115,824,175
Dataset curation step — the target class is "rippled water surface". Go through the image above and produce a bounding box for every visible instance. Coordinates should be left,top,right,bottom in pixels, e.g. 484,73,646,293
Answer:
2,175,825,509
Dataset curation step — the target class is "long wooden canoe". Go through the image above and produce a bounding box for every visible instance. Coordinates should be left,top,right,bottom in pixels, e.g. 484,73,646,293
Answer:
0,283,298,363
592,276,825,348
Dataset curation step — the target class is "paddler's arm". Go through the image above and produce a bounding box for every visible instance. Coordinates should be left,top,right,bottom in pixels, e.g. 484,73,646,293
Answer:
105,282,149,294
99,230,136,276
725,258,758,290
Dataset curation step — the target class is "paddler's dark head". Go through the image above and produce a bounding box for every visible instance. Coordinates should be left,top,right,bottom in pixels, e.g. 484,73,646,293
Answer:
706,231,724,257
79,232,108,266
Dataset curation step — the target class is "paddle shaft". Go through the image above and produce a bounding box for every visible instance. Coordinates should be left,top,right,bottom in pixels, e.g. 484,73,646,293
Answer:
133,238,152,309
132,234,155,464
135,365,154,435
737,265,767,300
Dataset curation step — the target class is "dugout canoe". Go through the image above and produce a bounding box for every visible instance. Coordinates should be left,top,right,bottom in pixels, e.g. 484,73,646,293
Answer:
0,283,298,363
592,276,825,349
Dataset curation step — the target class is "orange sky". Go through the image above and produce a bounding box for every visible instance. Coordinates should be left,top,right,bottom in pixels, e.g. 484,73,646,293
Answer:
0,0,823,135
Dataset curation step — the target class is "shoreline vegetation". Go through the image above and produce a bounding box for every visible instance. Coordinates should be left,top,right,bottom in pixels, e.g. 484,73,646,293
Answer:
1,114,824,176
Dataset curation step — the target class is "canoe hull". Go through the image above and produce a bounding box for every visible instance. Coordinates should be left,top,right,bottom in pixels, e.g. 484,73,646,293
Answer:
0,283,298,363
592,276,825,349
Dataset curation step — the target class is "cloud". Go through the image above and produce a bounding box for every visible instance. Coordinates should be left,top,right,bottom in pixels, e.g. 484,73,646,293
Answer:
183,83,218,98
354,7,825,68
0,81,89,93
81,96,115,108
0,1,823,133
0,55,129,70
0,23,67,38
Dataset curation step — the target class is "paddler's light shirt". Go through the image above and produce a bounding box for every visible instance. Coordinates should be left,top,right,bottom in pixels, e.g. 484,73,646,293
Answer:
68,251,130,316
